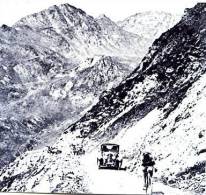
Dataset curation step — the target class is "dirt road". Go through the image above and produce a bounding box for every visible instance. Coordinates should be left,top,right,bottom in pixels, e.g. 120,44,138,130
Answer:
81,150,191,195
82,150,152,194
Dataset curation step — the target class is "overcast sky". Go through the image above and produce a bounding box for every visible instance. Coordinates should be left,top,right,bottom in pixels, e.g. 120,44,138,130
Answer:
0,0,201,26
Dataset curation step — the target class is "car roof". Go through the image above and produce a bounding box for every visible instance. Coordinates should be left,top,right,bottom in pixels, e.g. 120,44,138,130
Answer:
101,143,119,147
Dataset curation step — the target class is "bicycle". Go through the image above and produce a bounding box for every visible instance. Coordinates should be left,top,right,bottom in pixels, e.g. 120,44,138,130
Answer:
143,166,153,194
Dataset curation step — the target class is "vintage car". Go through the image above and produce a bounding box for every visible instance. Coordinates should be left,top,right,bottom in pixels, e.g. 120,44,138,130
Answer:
97,143,122,169
71,144,85,155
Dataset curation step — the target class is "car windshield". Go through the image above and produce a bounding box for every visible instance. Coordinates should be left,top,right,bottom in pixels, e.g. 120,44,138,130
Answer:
102,145,119,152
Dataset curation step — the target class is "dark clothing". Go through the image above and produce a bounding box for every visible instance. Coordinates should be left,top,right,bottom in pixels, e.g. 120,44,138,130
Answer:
142,153,156,188
143,166,153,176
142,154,155,167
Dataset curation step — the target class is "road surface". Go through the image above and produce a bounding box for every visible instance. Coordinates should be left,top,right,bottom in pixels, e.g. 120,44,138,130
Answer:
81,150,190,195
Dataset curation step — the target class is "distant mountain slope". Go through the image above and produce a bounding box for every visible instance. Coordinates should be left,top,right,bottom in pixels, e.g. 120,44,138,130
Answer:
72,56,134,94
118,11,180,39
0,3,178,167
118,11,180,58
14,4,143,62
0,52,134,167
0,3,140,167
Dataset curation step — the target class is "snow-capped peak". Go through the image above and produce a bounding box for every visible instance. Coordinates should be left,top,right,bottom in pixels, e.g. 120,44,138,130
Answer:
118,11,181,39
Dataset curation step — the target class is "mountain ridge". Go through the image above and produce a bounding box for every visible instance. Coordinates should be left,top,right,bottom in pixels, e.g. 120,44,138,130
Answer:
1,2,200,194
0,3,179,168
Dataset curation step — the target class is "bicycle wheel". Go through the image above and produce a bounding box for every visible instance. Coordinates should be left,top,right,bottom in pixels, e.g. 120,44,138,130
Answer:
145,174,149,193
148,175,151,186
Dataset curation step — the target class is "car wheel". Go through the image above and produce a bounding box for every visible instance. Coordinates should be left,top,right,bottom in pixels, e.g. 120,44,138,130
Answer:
120,160,123,168
98,158,103,169
115,160,119,170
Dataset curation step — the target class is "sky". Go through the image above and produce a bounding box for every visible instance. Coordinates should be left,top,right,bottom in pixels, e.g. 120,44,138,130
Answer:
0,0,201,26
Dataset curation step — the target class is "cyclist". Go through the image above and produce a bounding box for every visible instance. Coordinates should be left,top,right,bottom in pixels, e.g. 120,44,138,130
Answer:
142,152,156,189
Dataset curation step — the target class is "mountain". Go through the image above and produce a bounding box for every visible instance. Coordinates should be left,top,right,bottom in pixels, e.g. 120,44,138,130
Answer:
0,3,140,167
118,11,181,58
0,52,134,167
72,55,135,94
14,4,143,62
118,11,180,39
0,3,178,168
66,4,206,193
0,3,205,194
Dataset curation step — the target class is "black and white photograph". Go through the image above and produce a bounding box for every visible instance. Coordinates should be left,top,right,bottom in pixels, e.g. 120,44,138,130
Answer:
0,0,205,194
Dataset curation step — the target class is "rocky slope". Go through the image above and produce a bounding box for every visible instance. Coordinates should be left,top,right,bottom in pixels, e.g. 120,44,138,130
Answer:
64,3,206,193
0,3,177,167
0,51,134,167
0,3,205,194
0,134,89,193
